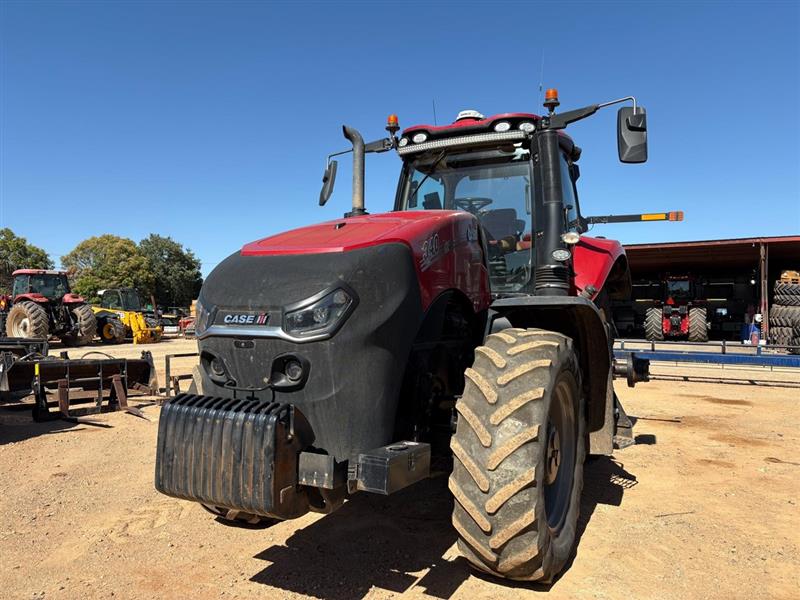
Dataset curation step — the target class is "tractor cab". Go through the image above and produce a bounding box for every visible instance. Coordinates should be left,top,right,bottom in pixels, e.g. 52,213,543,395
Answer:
663,275,702,305
395,132,535,292
665,277,690,303
12,270,72,302
99,288,143,312
393,111,581,294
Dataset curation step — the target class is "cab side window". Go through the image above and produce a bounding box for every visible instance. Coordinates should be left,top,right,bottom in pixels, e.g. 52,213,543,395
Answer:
12,275,28,297
560,155,579,231
103,292,122,309
404,170,445,210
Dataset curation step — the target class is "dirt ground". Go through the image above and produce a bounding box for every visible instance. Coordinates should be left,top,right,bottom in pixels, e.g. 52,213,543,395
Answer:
1,337,799,599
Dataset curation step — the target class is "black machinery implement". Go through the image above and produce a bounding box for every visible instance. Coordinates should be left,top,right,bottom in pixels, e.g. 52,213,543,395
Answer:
0,337,157,421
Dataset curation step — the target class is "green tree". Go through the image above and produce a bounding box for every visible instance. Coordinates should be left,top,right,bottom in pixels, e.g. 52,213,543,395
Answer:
0,228,53,293
61,235,154,302
139,234,202,308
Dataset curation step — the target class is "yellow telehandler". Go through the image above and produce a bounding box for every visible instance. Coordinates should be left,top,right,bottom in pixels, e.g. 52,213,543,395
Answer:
92,288,162,344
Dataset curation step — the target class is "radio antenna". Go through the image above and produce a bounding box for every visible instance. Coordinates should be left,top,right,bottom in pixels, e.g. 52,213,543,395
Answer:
538,49,545,105
432,98,438,126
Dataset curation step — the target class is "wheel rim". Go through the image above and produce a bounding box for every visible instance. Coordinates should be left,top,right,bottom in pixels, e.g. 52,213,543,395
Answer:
9,313,30,337
544,376,577,534
102,323,115,340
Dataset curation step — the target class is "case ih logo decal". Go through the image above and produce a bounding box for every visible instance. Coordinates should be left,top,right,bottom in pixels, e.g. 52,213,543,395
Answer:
220,312,269,325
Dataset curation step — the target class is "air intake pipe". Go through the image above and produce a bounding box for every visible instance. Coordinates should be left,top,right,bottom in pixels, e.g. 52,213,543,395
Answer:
342,126,366,217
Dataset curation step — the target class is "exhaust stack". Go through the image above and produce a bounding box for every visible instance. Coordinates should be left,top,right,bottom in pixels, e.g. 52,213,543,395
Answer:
342,125,366,216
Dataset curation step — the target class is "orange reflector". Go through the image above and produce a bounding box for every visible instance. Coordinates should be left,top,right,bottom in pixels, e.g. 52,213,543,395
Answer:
641,213,667,221
545,88,559,101
387,114,398,126
669,211,684,221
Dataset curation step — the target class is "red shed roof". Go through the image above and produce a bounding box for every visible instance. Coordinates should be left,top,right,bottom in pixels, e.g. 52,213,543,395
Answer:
624,235,800,270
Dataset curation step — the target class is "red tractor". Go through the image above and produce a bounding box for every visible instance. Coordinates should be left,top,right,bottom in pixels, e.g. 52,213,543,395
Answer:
644,274,708,342
155,90,677,582
0,269,97,346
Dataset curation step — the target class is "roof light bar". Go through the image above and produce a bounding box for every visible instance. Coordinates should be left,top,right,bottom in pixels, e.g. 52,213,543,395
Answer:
397,130,527,156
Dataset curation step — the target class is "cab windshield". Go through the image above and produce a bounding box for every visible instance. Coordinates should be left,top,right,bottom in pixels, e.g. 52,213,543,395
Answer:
397,146,533,292
666,280,691,299
13,274,70,300
121,289,142,311
103,289,142,311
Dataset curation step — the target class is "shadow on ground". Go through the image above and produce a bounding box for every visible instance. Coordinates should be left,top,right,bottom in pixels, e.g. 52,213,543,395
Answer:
0,402,82,445
0,397,116,445
250,457,638,599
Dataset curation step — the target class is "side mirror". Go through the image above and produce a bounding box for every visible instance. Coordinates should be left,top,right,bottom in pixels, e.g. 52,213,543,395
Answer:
319,160,338,206
617,106,647,163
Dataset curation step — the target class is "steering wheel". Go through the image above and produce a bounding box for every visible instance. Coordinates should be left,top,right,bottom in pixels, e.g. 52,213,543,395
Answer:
454,197,493,214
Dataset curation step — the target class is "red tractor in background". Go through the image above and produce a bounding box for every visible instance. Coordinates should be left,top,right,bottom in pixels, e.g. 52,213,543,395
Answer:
0,269,97,346
155,89,680,583
644,274,708,342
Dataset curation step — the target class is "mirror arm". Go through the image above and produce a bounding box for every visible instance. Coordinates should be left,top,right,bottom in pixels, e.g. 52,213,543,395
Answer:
545,96,640,130
597,95,638,113
546,105,599,129
327,136,396,166
364,137,395,154
325,148,352,167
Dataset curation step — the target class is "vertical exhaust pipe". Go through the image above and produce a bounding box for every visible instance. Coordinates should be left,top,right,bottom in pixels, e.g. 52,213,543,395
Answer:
342,125,366,216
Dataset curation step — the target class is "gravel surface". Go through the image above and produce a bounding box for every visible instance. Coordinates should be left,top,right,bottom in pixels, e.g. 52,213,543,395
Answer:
1,337,798,599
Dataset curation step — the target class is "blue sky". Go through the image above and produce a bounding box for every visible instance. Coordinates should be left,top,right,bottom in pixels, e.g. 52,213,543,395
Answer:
1,1,798,275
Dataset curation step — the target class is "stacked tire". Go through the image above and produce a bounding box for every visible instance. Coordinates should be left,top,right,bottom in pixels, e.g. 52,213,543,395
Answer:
770,281,800,352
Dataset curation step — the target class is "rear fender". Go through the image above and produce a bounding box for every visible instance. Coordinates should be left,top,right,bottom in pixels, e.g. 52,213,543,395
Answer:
574,237,631,301
13,293,48,304
61,294,86,304
488,296,611,432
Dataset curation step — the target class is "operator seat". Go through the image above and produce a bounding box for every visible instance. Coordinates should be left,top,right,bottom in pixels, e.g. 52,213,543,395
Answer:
480,208,523,241
423,192,442,210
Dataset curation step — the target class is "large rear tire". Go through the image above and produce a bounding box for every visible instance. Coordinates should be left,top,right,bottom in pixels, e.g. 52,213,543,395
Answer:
688,307,709,342
6,301,49,339
644,307,663,341
62,304,97,346
449,328,585,582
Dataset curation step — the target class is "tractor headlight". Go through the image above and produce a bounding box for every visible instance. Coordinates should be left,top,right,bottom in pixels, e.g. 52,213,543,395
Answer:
194,297,213,336
283,288,356,339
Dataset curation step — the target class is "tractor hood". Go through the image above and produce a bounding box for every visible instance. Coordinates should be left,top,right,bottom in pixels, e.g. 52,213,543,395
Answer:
193,209,487,460
195,241,423,461
241,211,463,256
